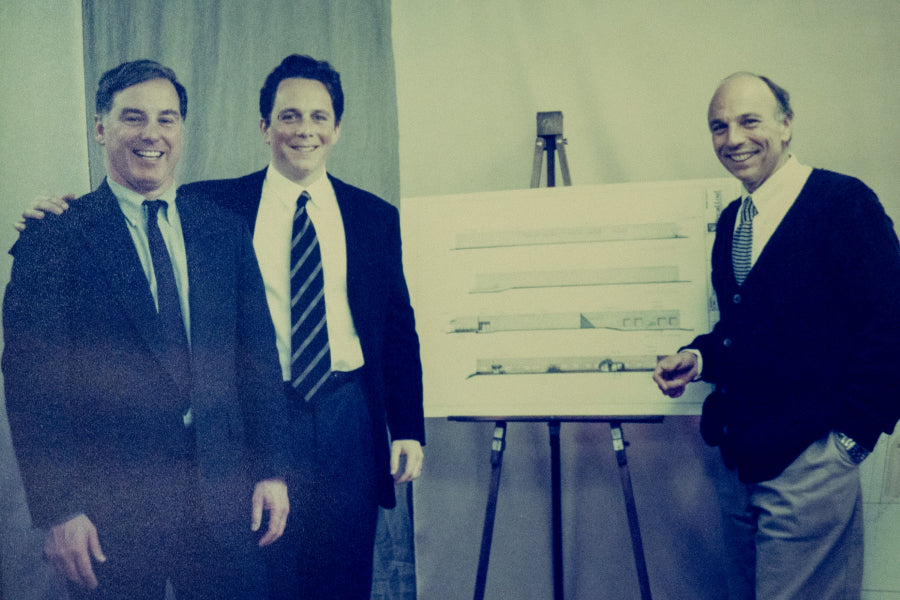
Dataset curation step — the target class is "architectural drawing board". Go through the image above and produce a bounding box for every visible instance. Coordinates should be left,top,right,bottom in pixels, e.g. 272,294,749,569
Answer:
401,179,741,417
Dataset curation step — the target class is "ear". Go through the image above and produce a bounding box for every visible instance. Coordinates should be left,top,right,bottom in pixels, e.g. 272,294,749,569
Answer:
94,115,105,145
779,116,793,144
333,122,341,144
260,118,271,144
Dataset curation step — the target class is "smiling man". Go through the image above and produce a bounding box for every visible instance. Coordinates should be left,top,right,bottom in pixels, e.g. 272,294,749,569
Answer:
707,74,793,194
653,73,900,599
182,54,425,600
96,77,184,196
16,53,424,600
3,60,289,599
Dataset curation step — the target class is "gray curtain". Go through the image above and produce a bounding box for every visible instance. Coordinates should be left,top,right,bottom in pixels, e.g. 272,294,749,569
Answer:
81,0,401,206
80,1,413,599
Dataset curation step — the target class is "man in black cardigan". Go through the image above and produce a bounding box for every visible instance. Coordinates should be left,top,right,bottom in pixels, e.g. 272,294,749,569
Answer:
654,73,900,599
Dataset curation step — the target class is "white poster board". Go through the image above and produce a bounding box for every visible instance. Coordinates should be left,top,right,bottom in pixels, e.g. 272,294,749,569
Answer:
401,179,740,417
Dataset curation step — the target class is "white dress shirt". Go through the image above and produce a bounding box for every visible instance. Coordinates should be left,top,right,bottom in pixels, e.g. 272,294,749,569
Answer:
253,165,365,381
734,155,813,268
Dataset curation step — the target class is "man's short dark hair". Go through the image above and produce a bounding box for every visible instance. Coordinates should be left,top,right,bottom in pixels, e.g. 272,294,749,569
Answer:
259,54,344,126
96,60,188,119
758,75,794,121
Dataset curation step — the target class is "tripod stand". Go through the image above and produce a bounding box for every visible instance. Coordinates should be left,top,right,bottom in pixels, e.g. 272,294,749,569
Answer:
530,111,572,188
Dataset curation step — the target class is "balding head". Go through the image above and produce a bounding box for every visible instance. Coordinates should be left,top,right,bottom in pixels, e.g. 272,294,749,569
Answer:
707,73,793,192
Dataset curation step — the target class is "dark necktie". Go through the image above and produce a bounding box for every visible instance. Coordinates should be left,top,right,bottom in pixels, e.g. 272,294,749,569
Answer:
144,200,191,387
732,196,757,286
290,191,331,401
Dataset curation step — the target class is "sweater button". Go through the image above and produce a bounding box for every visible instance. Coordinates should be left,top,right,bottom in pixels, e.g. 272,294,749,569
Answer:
723,338,732,348
733,293,741,304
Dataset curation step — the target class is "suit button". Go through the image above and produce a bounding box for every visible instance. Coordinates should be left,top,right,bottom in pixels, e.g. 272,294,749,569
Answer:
723,338,732,348
733,294,741,304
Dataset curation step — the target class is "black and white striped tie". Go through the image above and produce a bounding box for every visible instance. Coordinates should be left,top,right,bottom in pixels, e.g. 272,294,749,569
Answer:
290,191,331,401
732,195,756,286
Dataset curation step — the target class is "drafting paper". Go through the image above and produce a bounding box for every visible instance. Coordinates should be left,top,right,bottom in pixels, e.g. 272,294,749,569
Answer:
401,179,740,417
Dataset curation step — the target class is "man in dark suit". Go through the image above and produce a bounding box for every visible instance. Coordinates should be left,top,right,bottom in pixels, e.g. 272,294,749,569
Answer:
653,73,900,599
182,54,425,599
2,60,290,599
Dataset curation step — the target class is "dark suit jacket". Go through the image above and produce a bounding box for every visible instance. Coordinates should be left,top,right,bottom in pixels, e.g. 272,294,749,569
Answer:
2,180,287,535
691,169,900,483
182,170,425,508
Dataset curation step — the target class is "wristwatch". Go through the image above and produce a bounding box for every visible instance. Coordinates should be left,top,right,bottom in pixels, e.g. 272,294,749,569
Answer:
836,432,870,464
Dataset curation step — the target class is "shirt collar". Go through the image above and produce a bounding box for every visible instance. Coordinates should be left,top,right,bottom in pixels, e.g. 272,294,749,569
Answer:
107,177,179,227
741,155,811,212
264,164,330,211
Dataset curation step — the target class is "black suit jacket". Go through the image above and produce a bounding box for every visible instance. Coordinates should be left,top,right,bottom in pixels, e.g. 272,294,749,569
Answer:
691,169,900,483
2,180,287,533
182,170,425,508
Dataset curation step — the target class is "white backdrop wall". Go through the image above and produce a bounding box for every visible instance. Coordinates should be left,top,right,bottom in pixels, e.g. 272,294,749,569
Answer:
0,1,87,597
393,0,900,216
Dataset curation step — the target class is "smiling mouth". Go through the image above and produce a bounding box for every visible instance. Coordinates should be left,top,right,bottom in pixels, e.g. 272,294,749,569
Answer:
726,151,757,163
134,150,164,159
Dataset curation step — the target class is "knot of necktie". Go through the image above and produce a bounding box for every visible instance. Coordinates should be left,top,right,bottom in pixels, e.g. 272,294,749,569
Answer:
739,195,757,224
295,190,311,217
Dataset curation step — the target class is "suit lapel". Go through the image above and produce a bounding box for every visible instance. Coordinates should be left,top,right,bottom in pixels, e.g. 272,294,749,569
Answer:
81,181,163,347
81,181,191,391
330,176,362,301
178,190,234,361
234,169,266,234
246,170,266,234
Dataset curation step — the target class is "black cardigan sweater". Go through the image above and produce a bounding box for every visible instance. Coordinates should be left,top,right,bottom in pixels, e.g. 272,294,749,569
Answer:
691,169,900,483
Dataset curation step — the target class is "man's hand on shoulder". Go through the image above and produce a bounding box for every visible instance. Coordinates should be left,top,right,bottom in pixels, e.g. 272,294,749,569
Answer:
14,194,74,232
652,351,699,398
44,513,106,589
391,439,424,483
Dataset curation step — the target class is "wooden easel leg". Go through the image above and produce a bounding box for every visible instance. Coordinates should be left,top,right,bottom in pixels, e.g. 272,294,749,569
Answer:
610,421,653,600
531,138,546,188
549,420,564,600
474,421,507,600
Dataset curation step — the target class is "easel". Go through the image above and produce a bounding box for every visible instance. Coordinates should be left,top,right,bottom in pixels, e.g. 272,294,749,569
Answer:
531,111,572,188
453,114,658,599
451,416,661,600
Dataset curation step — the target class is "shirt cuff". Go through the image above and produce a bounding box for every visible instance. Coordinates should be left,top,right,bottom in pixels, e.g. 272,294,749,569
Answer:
681,348,703,380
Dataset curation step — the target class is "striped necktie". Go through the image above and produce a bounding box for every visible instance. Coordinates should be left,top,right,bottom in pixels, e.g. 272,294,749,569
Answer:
732,195,757,286
290,191,331,401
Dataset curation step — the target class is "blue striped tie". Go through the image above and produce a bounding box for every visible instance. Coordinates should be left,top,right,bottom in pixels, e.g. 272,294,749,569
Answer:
732,196,756,286
290,191,331,401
